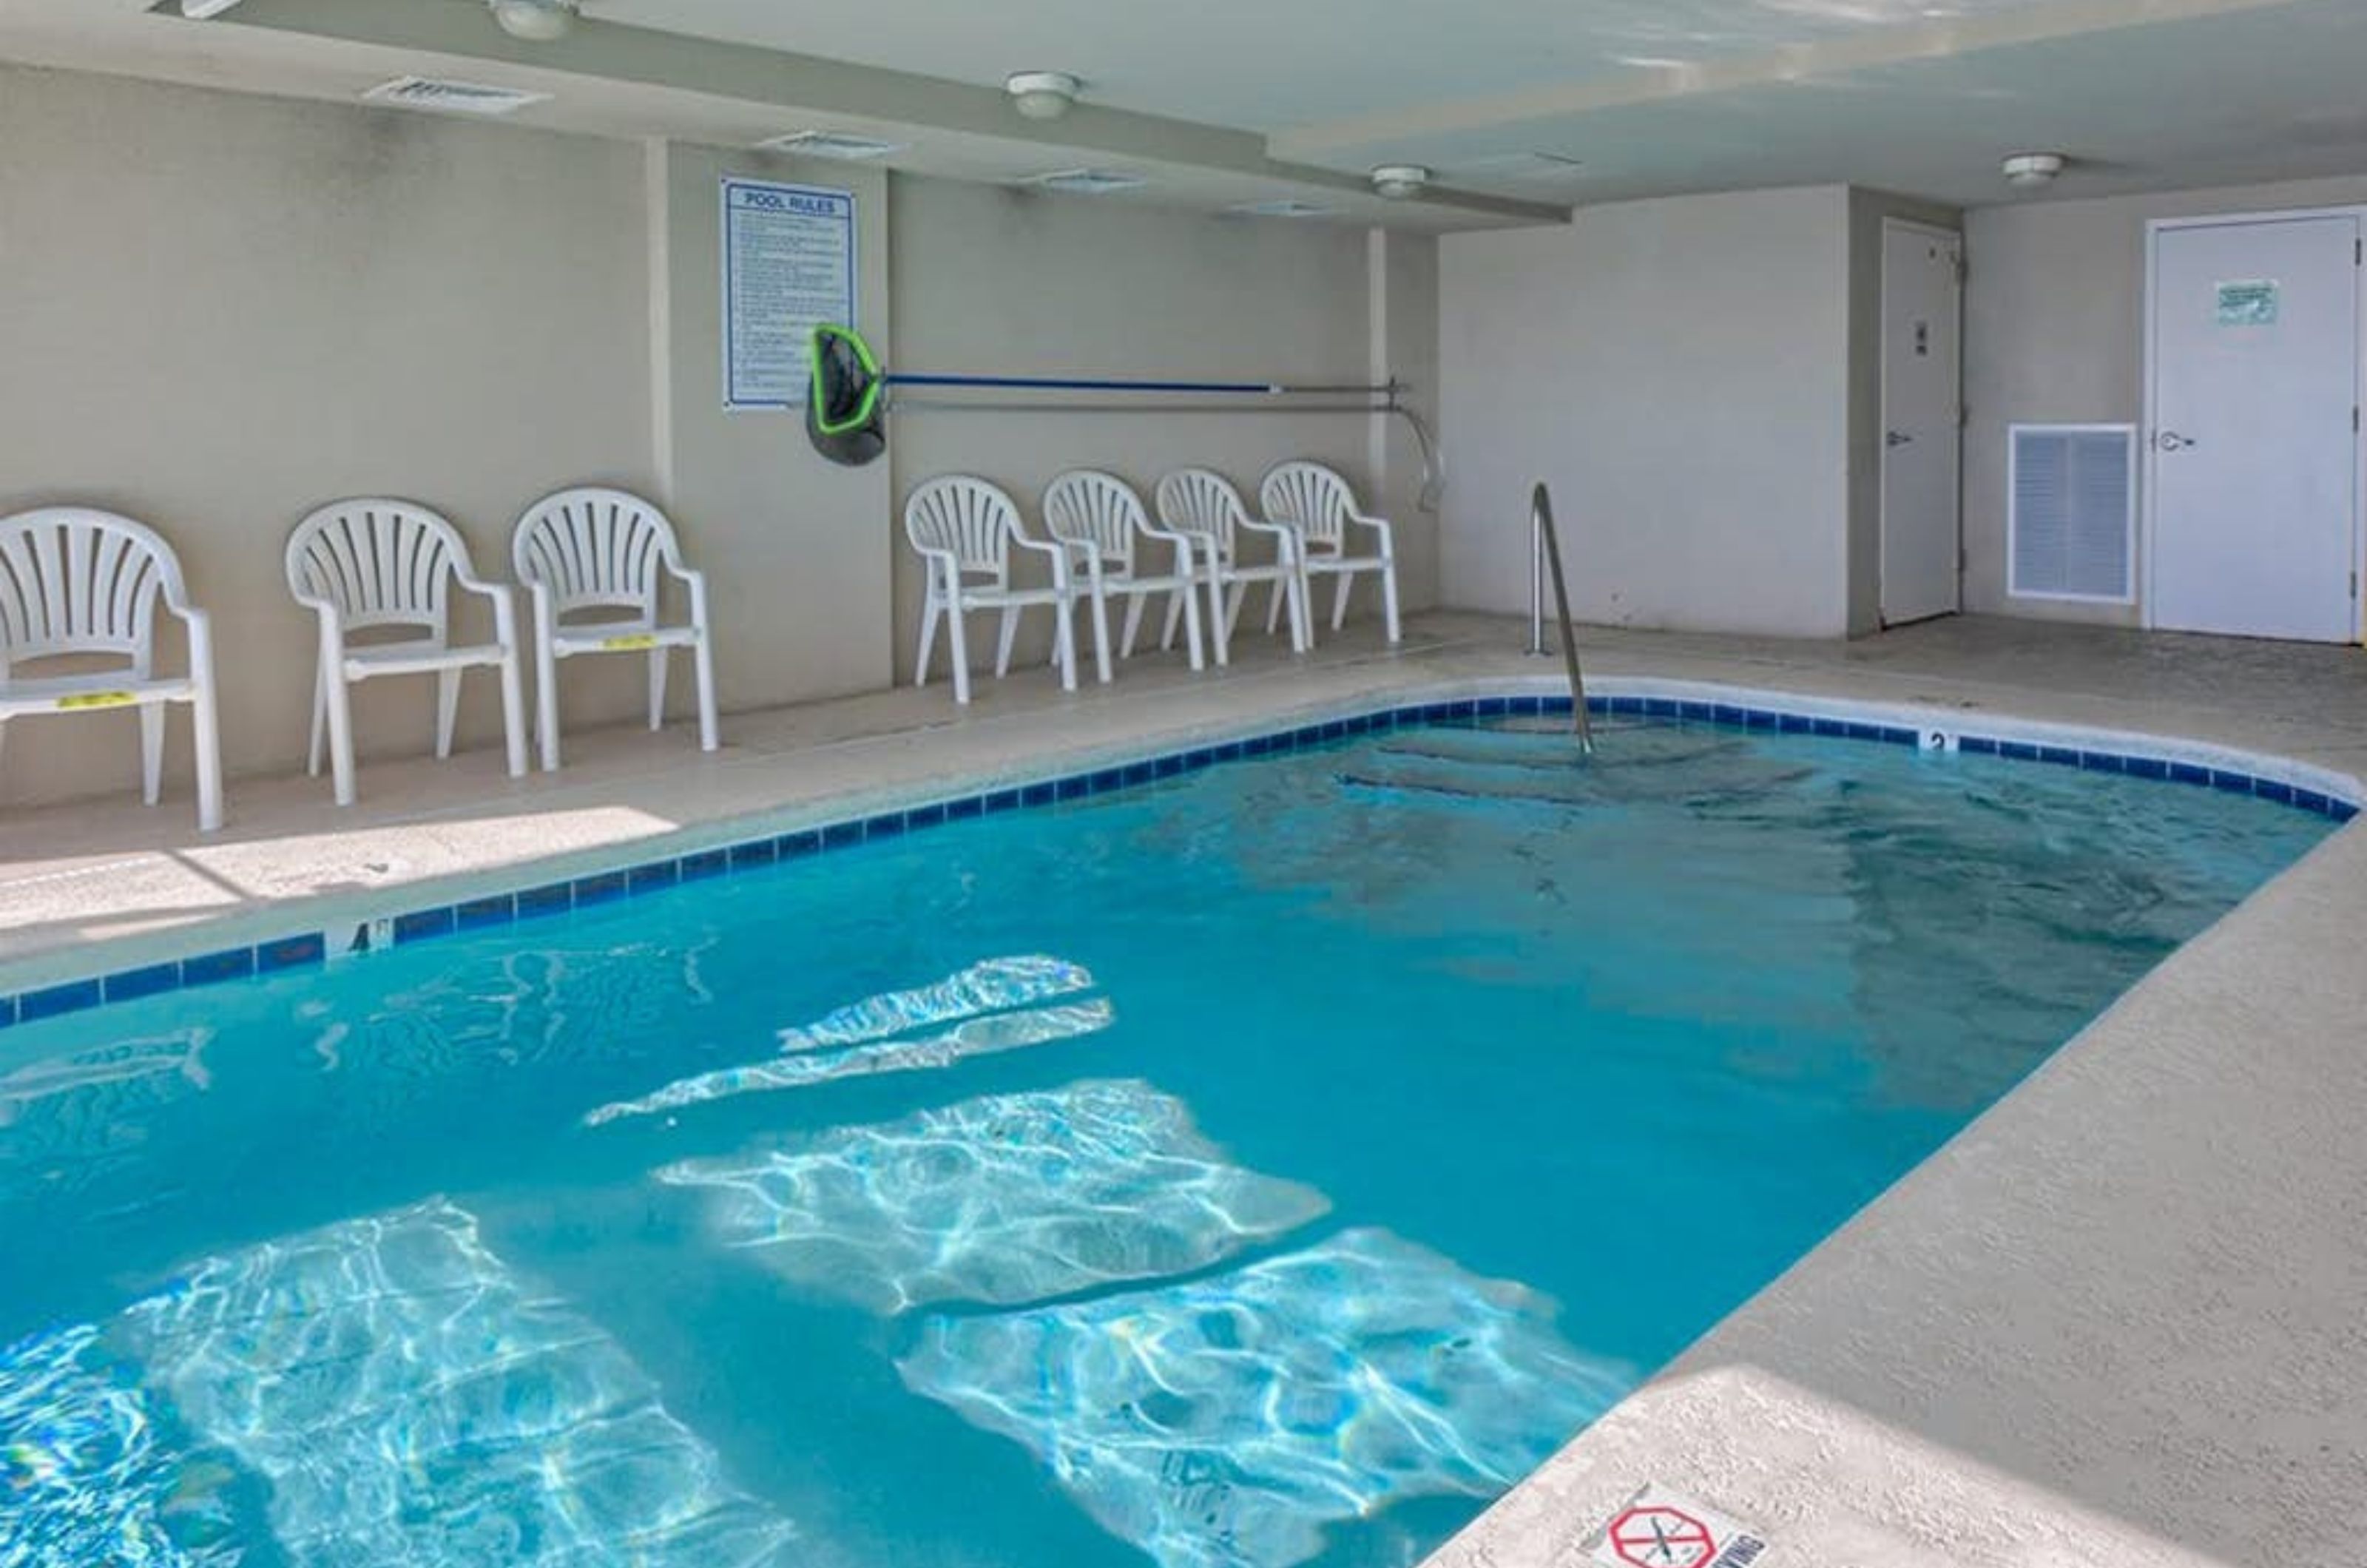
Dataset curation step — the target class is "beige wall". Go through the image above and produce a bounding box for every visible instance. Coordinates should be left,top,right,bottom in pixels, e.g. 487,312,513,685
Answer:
0,64,1406,811
1965,170,2367,625
1438,186,1854,637
0,64,653,806
1846,189,1964,637
884,175,1423,678
655,143,895,703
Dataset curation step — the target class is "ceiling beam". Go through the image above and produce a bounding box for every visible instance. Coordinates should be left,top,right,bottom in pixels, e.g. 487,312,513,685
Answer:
170,0,1569,224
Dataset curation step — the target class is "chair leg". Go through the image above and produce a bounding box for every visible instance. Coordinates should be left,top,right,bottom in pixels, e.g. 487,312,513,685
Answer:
435,669,462,760
190,686,224,834
1266,579,1286,637
1120,591,1149,660
997,606,1021,678
308,662,328,777
1380,558,1403,644
646,647,667,731
915,592,942,688
1053,596,1080,695
1081,558,1115,686
692,630,719,753
946,598,973,706
325,670,359,808
1223,582,1248,644
1286,562,1313,655
1206,567,1231,668
497,650,529,780
1331,570,1354,633
1161,592,1184,652
1179,579,1206,672
536,639,563,773
139,703,165,807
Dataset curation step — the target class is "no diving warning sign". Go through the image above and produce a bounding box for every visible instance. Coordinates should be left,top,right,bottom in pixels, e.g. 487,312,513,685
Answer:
1587,1485,1771,1568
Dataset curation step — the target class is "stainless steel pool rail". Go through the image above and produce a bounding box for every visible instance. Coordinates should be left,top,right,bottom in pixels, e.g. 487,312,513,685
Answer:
1527,481,1594,752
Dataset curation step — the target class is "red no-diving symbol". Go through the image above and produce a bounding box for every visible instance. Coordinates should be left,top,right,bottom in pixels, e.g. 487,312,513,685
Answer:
1608,1504,1719,1568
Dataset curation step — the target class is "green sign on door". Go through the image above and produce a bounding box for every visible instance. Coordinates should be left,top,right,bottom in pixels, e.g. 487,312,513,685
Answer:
2215,279,2280,327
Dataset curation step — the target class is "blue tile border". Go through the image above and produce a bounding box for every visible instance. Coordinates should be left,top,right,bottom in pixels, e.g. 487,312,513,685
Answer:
7,688,2356,1027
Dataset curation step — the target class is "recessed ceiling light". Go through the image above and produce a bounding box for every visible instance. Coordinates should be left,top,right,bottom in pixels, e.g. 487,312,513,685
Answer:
2002,152,2067,189
1026,169,1146,196
758,130,905,160
1370,165,1431,200
1007,71,1082,121
489,0,577,42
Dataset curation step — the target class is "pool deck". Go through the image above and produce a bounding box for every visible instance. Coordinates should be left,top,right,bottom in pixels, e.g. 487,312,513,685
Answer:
6,610,2366,1568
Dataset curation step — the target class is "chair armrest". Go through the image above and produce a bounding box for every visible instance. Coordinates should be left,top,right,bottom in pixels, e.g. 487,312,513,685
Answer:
1236,516,1302,562
456,574,521,649
1348,510,1395,545
671,563,712,632
1010,530,1076,589
168,601,217,686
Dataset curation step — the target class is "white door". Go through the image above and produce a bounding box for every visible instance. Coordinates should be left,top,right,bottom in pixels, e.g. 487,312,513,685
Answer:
2150,214,2360,642
1880,221,1964,626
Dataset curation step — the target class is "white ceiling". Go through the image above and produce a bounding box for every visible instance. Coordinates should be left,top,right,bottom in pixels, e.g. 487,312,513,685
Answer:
597,0,2071,131
2,0,2366,221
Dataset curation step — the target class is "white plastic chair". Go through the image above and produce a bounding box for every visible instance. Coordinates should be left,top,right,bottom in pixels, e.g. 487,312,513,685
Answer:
1042,470,1206,676
904,477,1082,706
1259,462,1403,643
0,507,224,831
1153,468,1310,664
511,487,718,773
286,499,527,806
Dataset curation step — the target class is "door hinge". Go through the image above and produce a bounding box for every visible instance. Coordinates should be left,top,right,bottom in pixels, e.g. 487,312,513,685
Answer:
2355,405,2360,433
2355,237,2361,265
2353,570,2359,599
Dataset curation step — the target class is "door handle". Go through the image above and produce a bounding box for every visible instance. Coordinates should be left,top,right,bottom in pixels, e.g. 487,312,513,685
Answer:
1885,430,1914,448
2155,430,2198,451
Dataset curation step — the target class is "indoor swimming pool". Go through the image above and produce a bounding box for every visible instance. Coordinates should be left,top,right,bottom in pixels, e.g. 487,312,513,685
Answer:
0,711,2337,1568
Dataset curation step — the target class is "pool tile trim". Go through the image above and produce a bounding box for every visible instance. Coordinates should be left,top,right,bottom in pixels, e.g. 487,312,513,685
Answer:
7,684,2355,1027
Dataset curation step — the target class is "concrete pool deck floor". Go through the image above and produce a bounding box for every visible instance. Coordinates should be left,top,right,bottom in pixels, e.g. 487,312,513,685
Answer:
4,610,2365,1567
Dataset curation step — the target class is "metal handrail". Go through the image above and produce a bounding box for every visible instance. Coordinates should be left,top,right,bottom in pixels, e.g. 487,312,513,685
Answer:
1526,481,1593,751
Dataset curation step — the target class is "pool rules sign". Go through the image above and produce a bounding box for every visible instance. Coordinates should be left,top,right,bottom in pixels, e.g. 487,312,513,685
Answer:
1587,1485,1771,1568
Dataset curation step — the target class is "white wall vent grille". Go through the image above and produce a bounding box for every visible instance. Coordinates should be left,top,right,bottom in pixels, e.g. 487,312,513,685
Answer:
757,130,903,160
2009,423,2136,603
1024,169,1147,196
362,78,552,117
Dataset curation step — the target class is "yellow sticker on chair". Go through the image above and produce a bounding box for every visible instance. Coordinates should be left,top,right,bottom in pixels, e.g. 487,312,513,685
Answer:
601,634,661,652
55,691,137,711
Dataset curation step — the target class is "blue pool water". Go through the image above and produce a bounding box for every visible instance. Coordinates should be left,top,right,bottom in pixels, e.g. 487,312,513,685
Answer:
0,716,2335,1568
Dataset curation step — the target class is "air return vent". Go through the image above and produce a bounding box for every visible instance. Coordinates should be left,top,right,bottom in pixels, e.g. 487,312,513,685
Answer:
362,77,552,117
1227,198,1335,219
757,130,903,160
2009,424,2135,602
1025,169,1147,195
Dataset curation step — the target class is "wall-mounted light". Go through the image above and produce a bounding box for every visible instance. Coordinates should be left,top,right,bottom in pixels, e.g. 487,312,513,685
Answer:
1370,164,1431,200
2002,152,2067,189
1006,72,1082,121
489,0,578,42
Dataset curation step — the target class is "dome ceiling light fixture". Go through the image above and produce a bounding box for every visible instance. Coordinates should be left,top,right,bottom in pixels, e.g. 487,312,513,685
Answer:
1369,164,1431,200
1006,71,1083,121
2002,151,2067,189
490,0,579,43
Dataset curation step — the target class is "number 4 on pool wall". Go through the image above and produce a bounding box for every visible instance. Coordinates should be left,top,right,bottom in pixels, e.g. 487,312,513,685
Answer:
1587,1485,1771,1568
